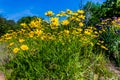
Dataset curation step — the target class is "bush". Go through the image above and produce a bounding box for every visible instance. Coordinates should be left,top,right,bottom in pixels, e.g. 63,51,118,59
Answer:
94,17,120,67
0,9,114,79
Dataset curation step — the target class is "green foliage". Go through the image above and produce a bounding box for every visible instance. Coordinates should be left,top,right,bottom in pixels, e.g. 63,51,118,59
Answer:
0,16,20,36
17,16,38,24
94,18,120,68
2,39,111,80
101,0,120,18
83,1,105,25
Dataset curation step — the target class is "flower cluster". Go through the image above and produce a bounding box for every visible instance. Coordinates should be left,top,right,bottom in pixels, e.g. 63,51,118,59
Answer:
0,9,110,55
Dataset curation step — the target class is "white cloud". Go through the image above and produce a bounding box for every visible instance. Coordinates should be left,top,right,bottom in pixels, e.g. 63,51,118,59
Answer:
7,9,38,21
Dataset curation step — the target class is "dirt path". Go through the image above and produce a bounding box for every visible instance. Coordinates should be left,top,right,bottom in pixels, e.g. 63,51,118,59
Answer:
108,64,120,77
0,43,7,80
0,72,5,80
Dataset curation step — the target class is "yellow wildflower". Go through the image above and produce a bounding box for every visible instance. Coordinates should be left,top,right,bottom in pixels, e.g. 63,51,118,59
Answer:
29,31,34,38
79,22,84,27
99,31,102,34
84,30,91,35
5,36,12,40
9,42,14,46
45,11,54,16
41,36,47,40
77,28,82,32
35,29,43,36
19,39,25,43
13,48,19,54
101,45,108,50
97,43,101,45
78,15,85,19
99,40,104,43
20,29,26,33
94,31,98,34
61,20,69,25
90,42,94,46
50,17,59,29
77,10,84,14
50,21,59,27
66,9,72,14
29,21,37,28
20,23,27,28
0,39,2,42
75,18,80,21
20,45,29,51
64,30,69,35
60,11,67,16
69,16,76,21
73,12,78,16
56,14,61,17
50,17,59,22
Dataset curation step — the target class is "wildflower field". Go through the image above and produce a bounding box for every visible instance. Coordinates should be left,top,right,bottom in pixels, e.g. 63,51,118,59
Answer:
0,0,120,79
0,8,120,80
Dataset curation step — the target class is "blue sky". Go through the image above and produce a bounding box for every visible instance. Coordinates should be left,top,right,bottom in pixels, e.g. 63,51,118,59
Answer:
0,0,105,21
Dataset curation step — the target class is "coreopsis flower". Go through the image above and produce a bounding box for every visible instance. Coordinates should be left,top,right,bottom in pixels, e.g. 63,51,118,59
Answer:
90,42,94,46
50,17,59,29
20,23,27,28
66,9,72,14
0,39,2,42
35,29,43,36
72,12,78,16
29,21,37,28
77,10,84,14
79,22,84,27
13,48,19,54
19,39,25,43
84,30,91,35
94,31,98,34
20,45,29,51
9,42,14,46
59,11,67,16
56,14,61,17
64,30,69,35
101,45,108,50
45,11,54,16
29,31,34,38
41,35,47,40
61,20,69,26
5,36,12,40
69,16,76,21
50,17,59,22
75,18,80,21
96,43,101,45
50,21,59,28
78,15,85,20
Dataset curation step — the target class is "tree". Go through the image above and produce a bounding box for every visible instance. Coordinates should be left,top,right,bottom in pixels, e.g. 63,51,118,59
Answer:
0,16,17,36
101,0,120,18
17,16,37,24
83,1,103,25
